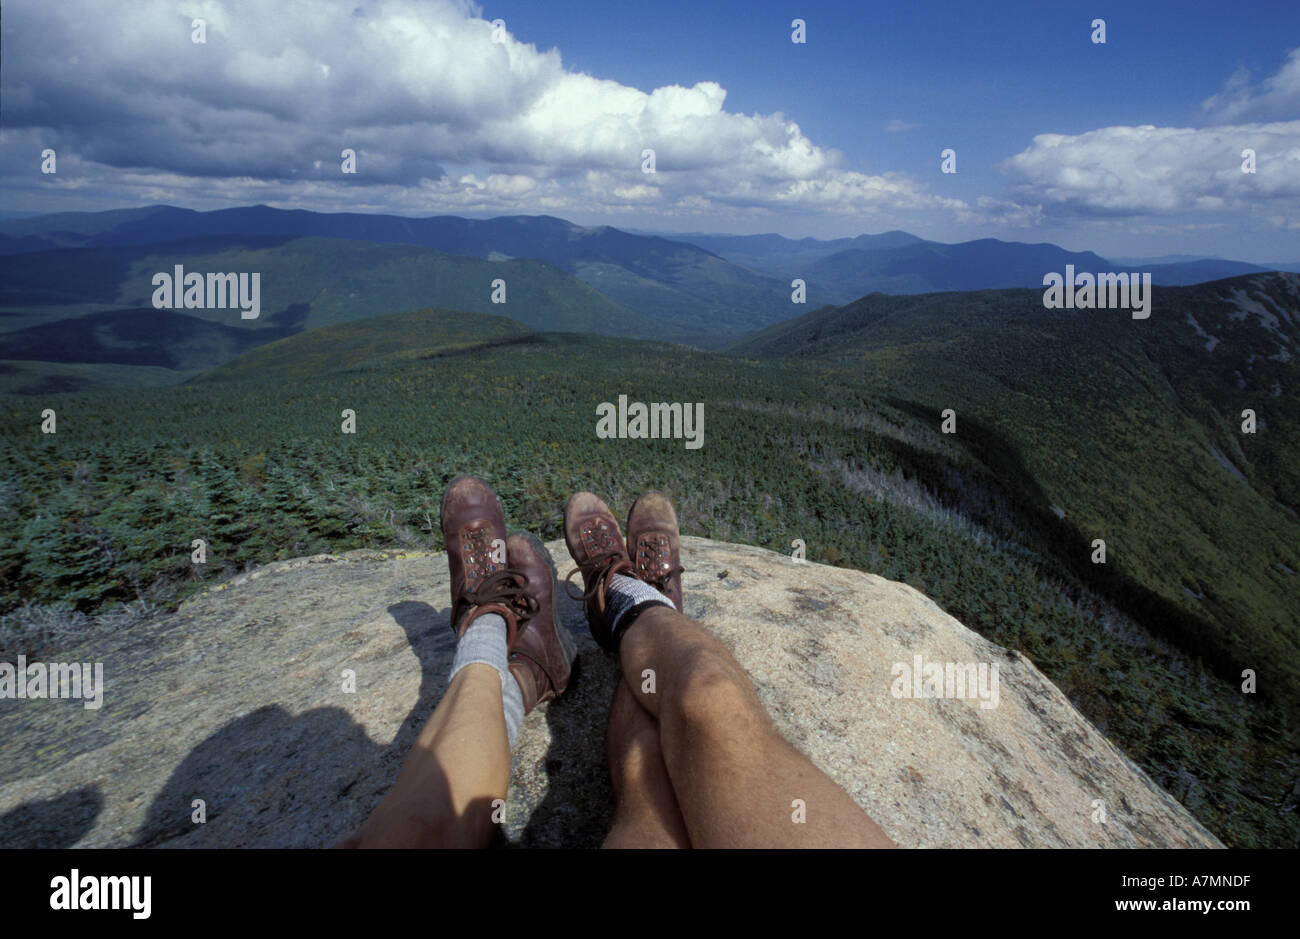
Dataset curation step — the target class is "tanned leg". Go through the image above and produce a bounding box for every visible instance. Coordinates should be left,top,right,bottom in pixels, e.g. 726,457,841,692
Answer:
336,664,509,848
340,477,578,849
619,606,896,849
565,488,894,849
602,677,691,848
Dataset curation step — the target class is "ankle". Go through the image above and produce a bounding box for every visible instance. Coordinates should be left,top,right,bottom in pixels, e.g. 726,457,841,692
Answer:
603,574,675,649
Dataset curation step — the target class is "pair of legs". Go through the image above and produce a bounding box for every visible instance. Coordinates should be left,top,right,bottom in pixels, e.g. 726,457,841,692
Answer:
604,605,893,847
339,483,894,848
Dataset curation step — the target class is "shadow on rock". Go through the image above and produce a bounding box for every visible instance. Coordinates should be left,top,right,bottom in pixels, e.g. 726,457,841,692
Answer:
512,648,620,848
0,785,103,848
132,600,454,848
508,578,621,848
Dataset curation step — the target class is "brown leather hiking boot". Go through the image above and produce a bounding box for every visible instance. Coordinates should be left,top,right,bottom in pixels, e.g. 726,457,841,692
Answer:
505,532,577,713
440,475,535,642
563,491,635,651
626,491,684,611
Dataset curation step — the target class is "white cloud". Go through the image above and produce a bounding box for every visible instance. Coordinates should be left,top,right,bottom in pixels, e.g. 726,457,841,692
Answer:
993,50,1300,226
0,0,963,222
999,122,1300,219
956,196,1043,228
1202,47,1300,124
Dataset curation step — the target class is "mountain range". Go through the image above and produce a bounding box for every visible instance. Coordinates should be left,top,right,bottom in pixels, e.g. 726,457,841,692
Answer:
2,205,1296,386
0,206,793,342
650,228,1298,293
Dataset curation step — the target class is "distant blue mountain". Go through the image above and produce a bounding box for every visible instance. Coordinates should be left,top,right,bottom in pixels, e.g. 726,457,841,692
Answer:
666,228,1290,298
1108,254,1226,265
1139,260,1273,285
2,205,1290,325
802,238,1112,298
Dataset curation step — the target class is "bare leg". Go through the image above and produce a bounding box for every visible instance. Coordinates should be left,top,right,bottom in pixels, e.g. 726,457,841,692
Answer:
336,664,509,848
618,606,896,848
602,678,691,848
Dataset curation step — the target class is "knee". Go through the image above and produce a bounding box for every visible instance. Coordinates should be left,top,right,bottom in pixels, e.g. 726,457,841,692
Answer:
672,647,764,733
352,796,488,848
353,808,445,848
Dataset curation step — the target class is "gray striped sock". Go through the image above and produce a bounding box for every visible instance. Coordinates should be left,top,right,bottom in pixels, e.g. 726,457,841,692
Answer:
606,573,675,641
450,612,525,748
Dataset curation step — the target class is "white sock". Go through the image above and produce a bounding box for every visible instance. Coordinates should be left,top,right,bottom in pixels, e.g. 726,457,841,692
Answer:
449,613,525,748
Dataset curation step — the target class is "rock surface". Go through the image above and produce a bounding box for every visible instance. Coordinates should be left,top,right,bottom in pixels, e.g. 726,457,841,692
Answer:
0,537,1222,848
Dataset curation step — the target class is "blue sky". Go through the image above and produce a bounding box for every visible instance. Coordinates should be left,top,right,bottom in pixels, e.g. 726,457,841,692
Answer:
488,0,1300,257
497,0,1288,155
3,0,1299,261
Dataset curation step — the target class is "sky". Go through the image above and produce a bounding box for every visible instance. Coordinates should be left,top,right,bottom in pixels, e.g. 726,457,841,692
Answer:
2,0,1298,262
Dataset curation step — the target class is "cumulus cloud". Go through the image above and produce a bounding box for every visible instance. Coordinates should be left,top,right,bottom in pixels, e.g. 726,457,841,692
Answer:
0,0,962,222
986,50,1300,229
998,122,1300,219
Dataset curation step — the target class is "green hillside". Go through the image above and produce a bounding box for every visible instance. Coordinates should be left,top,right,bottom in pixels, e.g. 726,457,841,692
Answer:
1,302,1296,847
0,307,292,373
0,207,800,345
732,272,1300,734
0,235,660,340
0,360,205,396
192,308,532,384
123,237,664,337
570,250,794,338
